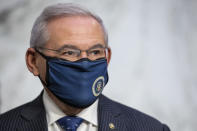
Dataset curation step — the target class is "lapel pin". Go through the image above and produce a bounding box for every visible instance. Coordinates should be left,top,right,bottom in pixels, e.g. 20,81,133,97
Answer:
109,123,115,129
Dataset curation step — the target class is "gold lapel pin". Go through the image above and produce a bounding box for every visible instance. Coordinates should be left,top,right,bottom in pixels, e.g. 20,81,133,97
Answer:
109,123,115,129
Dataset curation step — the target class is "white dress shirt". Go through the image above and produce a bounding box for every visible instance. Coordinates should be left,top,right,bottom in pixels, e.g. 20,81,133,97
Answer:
43,90,98,131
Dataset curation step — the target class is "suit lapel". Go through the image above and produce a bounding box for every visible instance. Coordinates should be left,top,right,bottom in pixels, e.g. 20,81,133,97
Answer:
18,92,48,131
98,95,127,131
17,93,127,131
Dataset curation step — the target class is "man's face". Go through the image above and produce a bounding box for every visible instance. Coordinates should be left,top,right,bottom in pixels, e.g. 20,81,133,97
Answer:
26,16,111,113
26,16,110,84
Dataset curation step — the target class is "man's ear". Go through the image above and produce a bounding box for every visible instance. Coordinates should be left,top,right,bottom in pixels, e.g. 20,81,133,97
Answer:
106,47,112,64
25,48,39,76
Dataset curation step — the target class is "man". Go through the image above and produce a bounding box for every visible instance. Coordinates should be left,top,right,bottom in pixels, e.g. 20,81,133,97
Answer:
0,3,170,131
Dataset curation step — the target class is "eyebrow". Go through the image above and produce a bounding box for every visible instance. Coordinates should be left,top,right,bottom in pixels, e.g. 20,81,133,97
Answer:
57,43,106,51
57,44,79,50
88,44,106,50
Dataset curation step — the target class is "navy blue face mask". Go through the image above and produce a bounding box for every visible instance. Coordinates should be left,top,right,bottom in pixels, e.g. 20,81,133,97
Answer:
36,50,108,108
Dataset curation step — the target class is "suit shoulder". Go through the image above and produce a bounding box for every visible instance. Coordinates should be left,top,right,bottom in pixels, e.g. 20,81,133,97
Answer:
0,92,43,120
100,95,170,130
1,102,29,116
0,102,30,118
0,101,32,129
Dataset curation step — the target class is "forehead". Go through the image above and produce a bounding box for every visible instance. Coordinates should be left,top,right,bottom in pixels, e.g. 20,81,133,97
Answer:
45,16,105,49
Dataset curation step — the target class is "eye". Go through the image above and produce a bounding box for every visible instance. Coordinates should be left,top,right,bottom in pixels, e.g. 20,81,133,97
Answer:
89,49,102,56
62,50,78,56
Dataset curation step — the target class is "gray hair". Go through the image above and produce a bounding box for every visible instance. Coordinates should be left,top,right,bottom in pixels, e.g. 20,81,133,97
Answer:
30,3,108,48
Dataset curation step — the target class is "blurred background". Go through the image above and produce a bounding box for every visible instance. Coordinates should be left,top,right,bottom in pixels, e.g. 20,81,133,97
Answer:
0,0,197,130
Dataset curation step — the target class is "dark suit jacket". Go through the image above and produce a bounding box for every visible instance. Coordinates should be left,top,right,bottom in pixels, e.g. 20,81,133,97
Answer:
0,92,170,131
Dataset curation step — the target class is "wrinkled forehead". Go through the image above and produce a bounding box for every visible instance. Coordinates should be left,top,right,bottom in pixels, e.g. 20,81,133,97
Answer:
47,16,104,35
45,16,106,50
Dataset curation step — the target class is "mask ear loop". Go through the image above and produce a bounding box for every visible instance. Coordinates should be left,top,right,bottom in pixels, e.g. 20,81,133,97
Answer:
38,75,48,87
103,47,107,59
34,48,49,87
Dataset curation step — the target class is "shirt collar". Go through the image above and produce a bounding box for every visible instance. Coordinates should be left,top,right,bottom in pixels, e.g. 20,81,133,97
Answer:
43,90,98,126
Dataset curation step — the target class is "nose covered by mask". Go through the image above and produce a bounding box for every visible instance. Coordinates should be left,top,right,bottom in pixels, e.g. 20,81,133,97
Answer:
37,50,108,108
